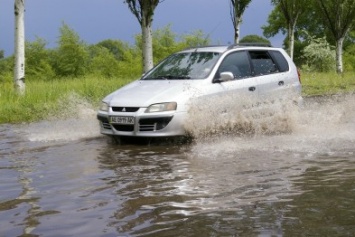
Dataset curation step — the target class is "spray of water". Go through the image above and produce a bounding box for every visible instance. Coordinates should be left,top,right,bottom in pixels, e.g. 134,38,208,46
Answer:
186,92,355,155
23,93,101,142
178,93,355,210
185,92,299,139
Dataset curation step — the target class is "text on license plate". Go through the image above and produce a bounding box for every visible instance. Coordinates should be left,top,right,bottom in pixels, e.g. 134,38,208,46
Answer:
110,116,134,124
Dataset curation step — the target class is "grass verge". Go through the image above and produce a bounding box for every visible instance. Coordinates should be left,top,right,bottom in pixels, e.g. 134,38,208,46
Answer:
301,72,355,96
0,75,134,124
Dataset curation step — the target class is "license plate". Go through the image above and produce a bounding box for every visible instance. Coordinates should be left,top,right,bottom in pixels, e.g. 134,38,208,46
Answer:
110,116,134,124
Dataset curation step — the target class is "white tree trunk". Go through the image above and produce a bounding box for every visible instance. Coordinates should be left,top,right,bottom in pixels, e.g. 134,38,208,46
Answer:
234,16,241,44
14,0,25,94
335,38,344,74
288,23,295,60
142,21,154,73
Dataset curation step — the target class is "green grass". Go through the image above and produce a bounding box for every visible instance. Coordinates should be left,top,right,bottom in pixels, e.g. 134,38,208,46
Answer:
0,75,135,124
301,72,355,96
0,72,354,124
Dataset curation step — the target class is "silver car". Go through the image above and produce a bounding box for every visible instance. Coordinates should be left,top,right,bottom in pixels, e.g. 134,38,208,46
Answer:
97,44,302,139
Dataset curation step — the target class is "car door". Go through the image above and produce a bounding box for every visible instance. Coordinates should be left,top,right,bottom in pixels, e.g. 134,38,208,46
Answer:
214,50,258,99
248,50,289,100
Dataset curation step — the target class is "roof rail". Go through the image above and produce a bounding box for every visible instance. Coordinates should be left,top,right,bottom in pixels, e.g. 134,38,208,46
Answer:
183,44,227,50
227,43,272,49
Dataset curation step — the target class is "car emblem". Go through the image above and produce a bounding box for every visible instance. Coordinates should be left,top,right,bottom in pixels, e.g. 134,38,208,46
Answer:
122,107,126,112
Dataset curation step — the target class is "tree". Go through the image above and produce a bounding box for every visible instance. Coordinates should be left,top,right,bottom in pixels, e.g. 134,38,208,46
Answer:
124,0,162,73
53,23,88,77
14,0,25,94
96,39,130,61
262,2,326,65
87,46,120,77
270,0,306,59
316,0,355,74
25,37,55,80
239,34,271,44
230,0,252,44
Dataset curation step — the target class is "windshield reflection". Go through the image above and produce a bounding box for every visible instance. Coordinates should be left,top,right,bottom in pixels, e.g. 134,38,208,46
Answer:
143,52,221,80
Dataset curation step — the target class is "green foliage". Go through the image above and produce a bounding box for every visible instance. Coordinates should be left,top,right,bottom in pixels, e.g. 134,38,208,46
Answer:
239,35,271,44
117,47,142,78
87,45,120,77
53,23,89,77
301,34,336,72
0,23,214,83
0,56,13,85
135,26,210,65
25,37,55,80
179,30,210,48
96,39,130,61
152,25,180,64
344,44,355,71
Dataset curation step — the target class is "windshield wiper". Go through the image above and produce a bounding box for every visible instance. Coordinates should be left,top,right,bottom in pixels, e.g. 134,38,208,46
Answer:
155,75,191,80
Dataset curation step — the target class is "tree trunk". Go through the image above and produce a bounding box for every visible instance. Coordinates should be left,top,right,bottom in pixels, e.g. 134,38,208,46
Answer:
335,37,344,74
14,0,25,95
141,16,154,73
288,22,296,60
234,15,241,44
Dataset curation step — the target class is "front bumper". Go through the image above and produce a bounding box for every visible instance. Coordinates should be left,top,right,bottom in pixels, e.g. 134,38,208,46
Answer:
97,109,187,137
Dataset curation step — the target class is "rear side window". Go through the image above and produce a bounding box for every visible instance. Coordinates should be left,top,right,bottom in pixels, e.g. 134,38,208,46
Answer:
269,50,289,72
249,51,278,76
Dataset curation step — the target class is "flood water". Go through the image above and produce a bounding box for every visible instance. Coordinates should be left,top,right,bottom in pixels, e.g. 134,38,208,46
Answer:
1,94,355,236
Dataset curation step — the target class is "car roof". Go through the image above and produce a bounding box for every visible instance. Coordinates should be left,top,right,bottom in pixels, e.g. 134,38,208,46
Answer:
180,43,275,54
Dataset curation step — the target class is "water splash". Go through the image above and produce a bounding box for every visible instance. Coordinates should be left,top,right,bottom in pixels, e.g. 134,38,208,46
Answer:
21,93,101,142
185,92,300,139
187,93,355,155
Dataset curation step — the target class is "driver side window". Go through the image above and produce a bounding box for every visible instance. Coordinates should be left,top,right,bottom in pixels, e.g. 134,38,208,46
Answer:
218,51,251,79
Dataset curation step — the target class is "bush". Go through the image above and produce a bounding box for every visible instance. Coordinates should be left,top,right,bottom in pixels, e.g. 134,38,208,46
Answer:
301,35,336,72
344,44,355,72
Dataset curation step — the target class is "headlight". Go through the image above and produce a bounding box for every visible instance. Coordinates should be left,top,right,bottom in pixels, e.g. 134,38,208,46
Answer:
99,102,109,112
145,102,177,113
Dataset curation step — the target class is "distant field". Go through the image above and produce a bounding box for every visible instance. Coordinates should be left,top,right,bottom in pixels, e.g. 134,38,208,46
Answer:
0,72,354,124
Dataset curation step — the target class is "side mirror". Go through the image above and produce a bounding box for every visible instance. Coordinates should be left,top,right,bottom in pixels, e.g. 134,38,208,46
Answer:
219,72,234,82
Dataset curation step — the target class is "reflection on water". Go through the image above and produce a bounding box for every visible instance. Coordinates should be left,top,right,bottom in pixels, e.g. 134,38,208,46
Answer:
0,94,355,236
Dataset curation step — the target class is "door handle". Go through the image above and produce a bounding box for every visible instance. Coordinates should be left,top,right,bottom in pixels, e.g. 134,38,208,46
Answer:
278,81,285,86
249,86,256,92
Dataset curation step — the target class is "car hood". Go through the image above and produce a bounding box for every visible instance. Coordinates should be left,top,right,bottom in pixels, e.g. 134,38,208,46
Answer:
104,80,205,108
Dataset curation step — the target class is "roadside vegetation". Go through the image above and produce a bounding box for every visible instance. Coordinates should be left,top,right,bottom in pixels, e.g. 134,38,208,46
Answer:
0,24,354,124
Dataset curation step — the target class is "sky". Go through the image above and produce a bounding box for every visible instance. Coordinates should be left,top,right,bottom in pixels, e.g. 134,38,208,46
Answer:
0,0,283,57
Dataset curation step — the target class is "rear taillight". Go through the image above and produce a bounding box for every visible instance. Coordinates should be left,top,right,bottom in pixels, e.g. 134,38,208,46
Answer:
297,68,301,83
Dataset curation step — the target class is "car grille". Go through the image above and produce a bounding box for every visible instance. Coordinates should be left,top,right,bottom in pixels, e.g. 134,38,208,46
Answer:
98,115,173,133
112,107,140,112
139,117,173,131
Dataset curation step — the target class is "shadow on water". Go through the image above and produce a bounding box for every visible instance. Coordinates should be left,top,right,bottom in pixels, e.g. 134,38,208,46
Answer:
109,135,193,147
1,94,355,236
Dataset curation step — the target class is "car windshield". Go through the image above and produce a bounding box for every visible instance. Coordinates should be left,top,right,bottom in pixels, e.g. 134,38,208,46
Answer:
142,51,221,80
